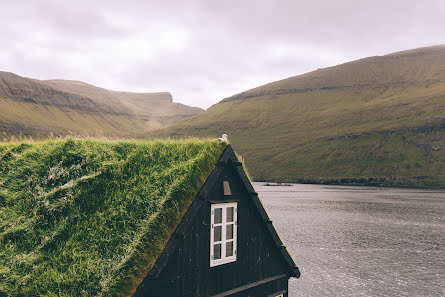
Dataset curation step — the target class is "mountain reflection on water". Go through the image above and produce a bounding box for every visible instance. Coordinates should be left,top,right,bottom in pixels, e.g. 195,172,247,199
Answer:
254,183,445,297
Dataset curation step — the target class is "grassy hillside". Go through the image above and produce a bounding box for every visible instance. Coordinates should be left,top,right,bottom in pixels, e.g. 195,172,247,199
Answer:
159,46,445,187
0,72,201,138
43,79,201,118
0,138,226,296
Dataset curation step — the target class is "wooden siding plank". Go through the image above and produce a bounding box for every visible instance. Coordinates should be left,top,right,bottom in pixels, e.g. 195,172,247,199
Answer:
210,275,287,297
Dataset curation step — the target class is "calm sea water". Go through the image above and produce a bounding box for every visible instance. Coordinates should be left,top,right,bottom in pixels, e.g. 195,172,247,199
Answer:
253,183,445,297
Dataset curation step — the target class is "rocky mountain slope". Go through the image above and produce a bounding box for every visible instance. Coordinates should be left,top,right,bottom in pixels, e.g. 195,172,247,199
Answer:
160,45,445,187
0,72,201,138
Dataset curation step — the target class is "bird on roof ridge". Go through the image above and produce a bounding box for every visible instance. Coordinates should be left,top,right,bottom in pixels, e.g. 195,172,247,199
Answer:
217,134,228,142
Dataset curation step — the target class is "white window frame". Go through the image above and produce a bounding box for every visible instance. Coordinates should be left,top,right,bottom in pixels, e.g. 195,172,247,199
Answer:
210,202,237,267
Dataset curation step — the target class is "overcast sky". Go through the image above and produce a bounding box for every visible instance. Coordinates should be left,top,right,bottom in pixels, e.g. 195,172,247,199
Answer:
2,0,444,108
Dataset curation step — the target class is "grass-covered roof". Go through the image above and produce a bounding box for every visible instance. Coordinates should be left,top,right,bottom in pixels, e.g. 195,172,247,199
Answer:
0,138,227,297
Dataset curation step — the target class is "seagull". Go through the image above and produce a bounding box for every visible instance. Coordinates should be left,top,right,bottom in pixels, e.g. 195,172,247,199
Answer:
217,134,228,142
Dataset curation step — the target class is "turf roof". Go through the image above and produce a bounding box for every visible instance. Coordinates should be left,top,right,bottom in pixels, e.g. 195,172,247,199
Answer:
0,138,227,297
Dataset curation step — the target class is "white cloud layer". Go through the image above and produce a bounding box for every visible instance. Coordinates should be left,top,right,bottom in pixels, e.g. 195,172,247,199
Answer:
1,0,444,108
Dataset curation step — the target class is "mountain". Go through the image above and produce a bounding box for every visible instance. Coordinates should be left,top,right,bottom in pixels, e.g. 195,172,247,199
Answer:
159,45,445,187
0,72,201,138
42,79,200,119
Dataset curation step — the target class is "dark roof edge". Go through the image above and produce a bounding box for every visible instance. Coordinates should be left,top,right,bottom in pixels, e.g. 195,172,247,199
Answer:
222,145,300,278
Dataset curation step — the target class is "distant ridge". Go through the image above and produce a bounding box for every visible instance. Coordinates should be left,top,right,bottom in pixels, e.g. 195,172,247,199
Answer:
0,72,202,138
0,72,115,114
160,45,445,188
42,79,188,117
224,45,445,102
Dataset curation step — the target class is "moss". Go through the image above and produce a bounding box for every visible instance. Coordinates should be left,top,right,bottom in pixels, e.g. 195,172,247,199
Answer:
0,138,227,297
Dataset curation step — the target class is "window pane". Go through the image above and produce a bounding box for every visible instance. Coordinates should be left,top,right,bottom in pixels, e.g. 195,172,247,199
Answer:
223,181,231,195
214,208,222,224
214,244,221,259
226,241,233,257
226,224,233,240
227,207,234,222
214,226,222,242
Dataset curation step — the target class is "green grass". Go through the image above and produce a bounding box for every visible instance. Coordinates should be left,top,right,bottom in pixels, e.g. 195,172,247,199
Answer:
260,131,445,187
0,138,227,296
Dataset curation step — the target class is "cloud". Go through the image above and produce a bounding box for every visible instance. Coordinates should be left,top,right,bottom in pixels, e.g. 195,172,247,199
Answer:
1,0,444,108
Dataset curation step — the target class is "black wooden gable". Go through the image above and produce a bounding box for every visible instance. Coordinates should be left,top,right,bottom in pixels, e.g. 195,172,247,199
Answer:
133,145,300,297
216,146,300,278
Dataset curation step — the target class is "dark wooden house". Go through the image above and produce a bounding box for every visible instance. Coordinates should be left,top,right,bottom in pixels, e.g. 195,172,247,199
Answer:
1,139,298,297
133,145,300,297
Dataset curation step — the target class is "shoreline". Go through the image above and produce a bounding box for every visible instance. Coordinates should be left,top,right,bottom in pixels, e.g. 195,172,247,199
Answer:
255,178,445,190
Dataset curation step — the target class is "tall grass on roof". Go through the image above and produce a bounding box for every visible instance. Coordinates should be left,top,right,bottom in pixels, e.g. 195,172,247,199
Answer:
0,138,227,297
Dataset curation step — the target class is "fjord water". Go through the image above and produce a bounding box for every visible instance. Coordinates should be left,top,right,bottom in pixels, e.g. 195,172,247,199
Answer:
254,183,445,297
